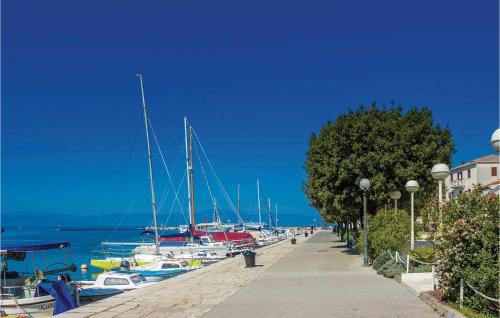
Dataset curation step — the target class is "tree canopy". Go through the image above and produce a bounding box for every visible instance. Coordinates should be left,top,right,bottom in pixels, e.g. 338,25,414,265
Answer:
303,104,454,224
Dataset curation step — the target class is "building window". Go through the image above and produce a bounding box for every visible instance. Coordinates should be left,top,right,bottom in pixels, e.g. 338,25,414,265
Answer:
492,167,498,177
467,169,471,178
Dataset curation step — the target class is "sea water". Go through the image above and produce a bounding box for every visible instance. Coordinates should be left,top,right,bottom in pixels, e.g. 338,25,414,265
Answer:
0,226,175,280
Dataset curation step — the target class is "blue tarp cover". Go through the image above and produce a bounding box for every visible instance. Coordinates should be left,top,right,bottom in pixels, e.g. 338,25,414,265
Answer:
37,280,78,315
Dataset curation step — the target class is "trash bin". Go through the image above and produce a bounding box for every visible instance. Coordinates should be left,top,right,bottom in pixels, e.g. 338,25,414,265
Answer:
291,238,297,244
243,250,256,268
304,232,309,237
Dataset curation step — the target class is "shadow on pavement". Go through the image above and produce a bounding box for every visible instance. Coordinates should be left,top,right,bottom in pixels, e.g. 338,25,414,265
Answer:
329,244,359,255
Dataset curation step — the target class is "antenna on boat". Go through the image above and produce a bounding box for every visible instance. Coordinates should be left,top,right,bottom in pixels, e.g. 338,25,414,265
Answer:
137,74,160,255
257,180,262,230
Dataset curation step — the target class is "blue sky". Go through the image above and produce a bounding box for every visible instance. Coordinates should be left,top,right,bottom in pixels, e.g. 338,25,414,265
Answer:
2,0,498,226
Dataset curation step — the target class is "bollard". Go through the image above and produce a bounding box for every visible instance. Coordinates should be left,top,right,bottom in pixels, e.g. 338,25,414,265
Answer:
431,265,436,291
460,278,464,309
406,254,410,273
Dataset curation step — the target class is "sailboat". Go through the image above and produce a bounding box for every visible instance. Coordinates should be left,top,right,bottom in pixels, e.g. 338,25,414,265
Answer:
159,119,254,250
132,117,233,258
90,75,206,270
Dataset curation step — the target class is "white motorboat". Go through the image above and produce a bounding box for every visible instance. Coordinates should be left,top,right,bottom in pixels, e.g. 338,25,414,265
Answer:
79,272,154,291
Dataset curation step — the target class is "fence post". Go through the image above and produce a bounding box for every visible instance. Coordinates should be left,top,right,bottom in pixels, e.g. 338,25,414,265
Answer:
460,278,464,309
406,254,410,273
431,265,435,291
395,251,398,262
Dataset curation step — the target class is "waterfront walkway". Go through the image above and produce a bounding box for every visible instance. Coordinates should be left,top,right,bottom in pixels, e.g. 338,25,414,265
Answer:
204,231,438,318
58,232,439,317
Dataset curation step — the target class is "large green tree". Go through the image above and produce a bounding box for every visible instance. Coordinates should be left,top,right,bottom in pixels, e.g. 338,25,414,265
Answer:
304,104,454,224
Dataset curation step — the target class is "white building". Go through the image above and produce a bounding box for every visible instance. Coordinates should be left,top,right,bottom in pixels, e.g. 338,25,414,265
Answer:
445,154,499,198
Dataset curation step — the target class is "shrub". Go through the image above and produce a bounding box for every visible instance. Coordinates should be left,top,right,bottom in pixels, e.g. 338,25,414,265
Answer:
434,191,499,315
383,262,405,278
410,246,435,263
376,258,405,278
410,264,433,273
420,198,440,232
373,251,392,270
364,209,411,260
377,259,395,275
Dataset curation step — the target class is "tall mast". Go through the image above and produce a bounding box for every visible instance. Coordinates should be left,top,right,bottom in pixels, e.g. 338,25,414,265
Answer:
268,198,272,229
257,180,262,229
237,184,240,217
184,117,193,229
189,126,195,228
212,198,216,222
137,74,159,255
275,203,278,230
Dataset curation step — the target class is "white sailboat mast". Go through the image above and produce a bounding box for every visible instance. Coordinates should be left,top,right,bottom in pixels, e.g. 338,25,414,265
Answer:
184,117,193,228
275,203,278,229
137,74,160,255
268,198,272,229
257,180,262,229
237,184,240,217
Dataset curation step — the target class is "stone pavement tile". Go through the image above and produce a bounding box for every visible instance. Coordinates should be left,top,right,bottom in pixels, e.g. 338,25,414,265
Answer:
106,304,140,313
87,312,121,318
69,306,110,313
55,313,92,318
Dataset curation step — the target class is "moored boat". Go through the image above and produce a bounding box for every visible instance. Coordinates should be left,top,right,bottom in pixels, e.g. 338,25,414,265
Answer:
79,272,154,291
0,241,78,317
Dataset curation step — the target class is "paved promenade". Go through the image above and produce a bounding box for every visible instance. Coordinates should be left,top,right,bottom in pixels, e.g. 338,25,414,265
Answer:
57,236,304,318
58,232,438,317
204,231,438,318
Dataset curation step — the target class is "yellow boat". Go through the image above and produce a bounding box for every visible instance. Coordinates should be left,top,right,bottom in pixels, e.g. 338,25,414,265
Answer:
90,258,152,270
91,258,202,270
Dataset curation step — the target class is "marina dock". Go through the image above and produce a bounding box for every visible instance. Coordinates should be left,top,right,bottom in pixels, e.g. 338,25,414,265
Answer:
56,232,438,318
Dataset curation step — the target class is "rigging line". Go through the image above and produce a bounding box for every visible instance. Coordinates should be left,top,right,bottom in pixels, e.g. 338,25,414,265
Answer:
258,184,275,228
105,200,137,241
147,117,185,217
163,170,188,226
157,140,188,216
191,128,243,224
193,139,215,203
115,120,142,202
157,186,170,213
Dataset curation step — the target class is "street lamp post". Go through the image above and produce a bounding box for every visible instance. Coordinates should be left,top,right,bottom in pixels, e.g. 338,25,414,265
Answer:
491,129,500,152
390,191,401,212
359,178,370,266
405,180,419,250
431,163,450,226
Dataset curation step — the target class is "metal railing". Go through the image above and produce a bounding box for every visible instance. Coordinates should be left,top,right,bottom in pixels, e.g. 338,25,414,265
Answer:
391,250,499,308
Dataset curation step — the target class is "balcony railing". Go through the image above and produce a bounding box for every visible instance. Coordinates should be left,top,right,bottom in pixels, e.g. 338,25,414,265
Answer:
450,179,465,188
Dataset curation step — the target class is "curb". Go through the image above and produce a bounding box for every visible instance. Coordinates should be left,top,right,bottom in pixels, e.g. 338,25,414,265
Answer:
419,292,467,318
